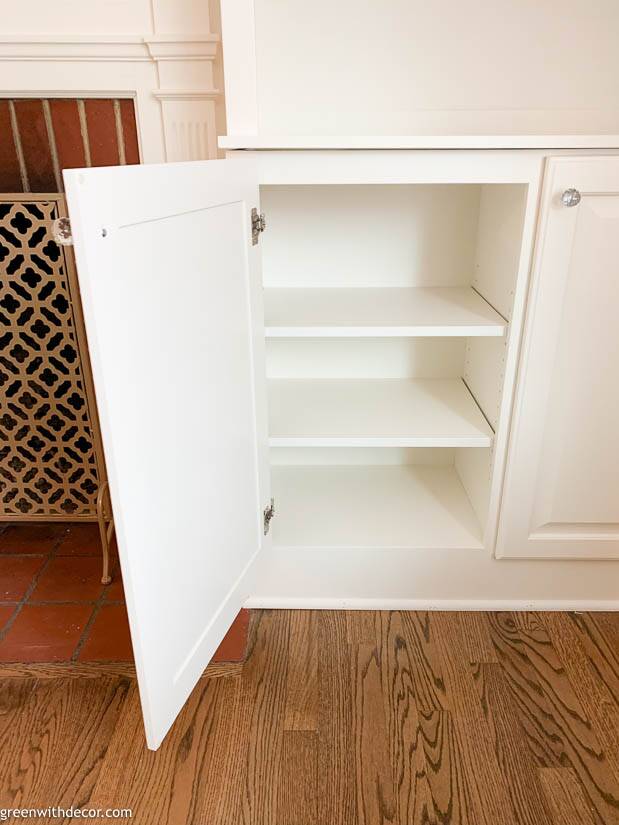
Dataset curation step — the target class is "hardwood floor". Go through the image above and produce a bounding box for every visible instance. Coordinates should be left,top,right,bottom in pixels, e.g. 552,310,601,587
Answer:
0,610,618,824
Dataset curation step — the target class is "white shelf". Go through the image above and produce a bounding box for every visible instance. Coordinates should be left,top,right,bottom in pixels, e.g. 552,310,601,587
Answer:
264,287,506,338
268,378,493,447
270,464,484,550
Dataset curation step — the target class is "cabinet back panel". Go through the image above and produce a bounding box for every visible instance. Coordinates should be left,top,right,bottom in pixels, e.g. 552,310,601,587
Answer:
266,337,465,379
260,184,480,288
473,184,528,321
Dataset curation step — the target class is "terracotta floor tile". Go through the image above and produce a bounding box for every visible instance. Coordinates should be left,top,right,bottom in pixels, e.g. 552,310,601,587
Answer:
29,556,104,603
0,556,46,601
0,604,17,632
212,608,250,662
0,604,92,662
55,523,102,556
103,565,125,602
78,604,133,662
0,523,67,554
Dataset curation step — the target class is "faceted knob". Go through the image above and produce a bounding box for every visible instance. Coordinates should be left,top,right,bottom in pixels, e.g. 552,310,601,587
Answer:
561,188,581,208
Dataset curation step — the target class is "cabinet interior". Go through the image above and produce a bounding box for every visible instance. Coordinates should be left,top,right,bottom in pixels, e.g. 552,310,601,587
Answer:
260,183,527,550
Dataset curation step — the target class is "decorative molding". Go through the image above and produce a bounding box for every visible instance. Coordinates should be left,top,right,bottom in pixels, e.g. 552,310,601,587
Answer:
0,35,151,62
152,89,222,100
144,34,219,62
0,31,224,163
0,33,220,63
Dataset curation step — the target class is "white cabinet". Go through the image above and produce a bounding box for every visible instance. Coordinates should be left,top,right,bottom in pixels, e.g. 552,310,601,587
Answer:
64,148,619,749
497,157,619,560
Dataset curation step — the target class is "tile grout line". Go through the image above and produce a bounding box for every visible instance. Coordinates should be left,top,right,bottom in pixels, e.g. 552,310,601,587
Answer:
71,557,121,662
0,527,126,663
0,529,68,645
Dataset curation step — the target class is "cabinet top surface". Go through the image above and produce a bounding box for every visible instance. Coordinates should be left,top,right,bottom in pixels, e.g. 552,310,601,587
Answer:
219,134,619,151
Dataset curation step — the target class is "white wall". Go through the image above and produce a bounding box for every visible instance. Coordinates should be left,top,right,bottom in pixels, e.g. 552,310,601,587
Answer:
0,0,225,161
251,0,619,136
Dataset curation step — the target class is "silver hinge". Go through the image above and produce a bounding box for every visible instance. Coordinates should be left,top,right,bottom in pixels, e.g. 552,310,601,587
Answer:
263,497,275,535
251,207,266,245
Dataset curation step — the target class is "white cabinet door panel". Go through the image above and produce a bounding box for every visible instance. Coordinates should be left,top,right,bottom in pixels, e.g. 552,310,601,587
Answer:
64,160,268,748
497,156,619,559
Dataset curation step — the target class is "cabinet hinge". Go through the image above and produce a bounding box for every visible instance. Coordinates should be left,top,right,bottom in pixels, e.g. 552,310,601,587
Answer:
251,207,266,245
263,497,275,535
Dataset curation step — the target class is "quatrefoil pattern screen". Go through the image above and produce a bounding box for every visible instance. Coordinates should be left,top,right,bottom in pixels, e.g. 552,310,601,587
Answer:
0,198,100,516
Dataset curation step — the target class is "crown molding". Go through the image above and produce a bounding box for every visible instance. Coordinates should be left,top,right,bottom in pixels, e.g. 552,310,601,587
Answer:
0,34,219,63
0,35,149,62
152,89,222,100
144,34,219,61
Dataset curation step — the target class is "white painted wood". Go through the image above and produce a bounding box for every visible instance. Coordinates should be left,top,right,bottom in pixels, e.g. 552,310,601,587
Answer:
239,149,545,186
268,379,493,447
271,465,483,550
247,595,619,611
473,185,528,321
220,135,619,150
64,159,268,750
260,184,480,288
219,0,258,135
264,287,505,338
248,547,619,609
266,338,465,380
463,338,507,431
455,447,493,537
271,447,455,467
228,0,619,136
497,156,619,560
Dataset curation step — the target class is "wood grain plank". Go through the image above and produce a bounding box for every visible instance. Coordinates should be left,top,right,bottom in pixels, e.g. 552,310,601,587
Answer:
490,612,619,825
284,610,317,731
569,612,619,707
0,677,129,810
277,731,318,825
239,610,291,825
541,613,619,797
0,679,36,801
378,612,435,825
0,609,616,824
487,611,562,766
539,768,597,825
0,661,241,680
457,612,497,663
471,662,553,825
317,611,356,825
431,612,518,825
400,612,450,713
418,709,475,825
346,611,377,644
90,675,243,824
352,643,397,824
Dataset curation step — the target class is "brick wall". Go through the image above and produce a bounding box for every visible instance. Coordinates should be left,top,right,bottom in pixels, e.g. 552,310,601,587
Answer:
0,99,140,193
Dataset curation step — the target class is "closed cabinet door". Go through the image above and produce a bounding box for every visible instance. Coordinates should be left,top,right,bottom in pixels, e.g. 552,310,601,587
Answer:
497,156,619,559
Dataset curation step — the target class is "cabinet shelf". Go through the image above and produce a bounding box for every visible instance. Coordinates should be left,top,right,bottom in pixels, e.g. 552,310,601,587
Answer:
264,287,506,338
268,378,493,447
270,464,484,550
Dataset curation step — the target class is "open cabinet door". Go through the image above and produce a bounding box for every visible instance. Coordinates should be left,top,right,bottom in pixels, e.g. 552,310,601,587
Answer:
64,160,269,749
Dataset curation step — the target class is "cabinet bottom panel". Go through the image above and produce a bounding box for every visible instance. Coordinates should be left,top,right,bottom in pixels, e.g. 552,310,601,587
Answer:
270,464,483,550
